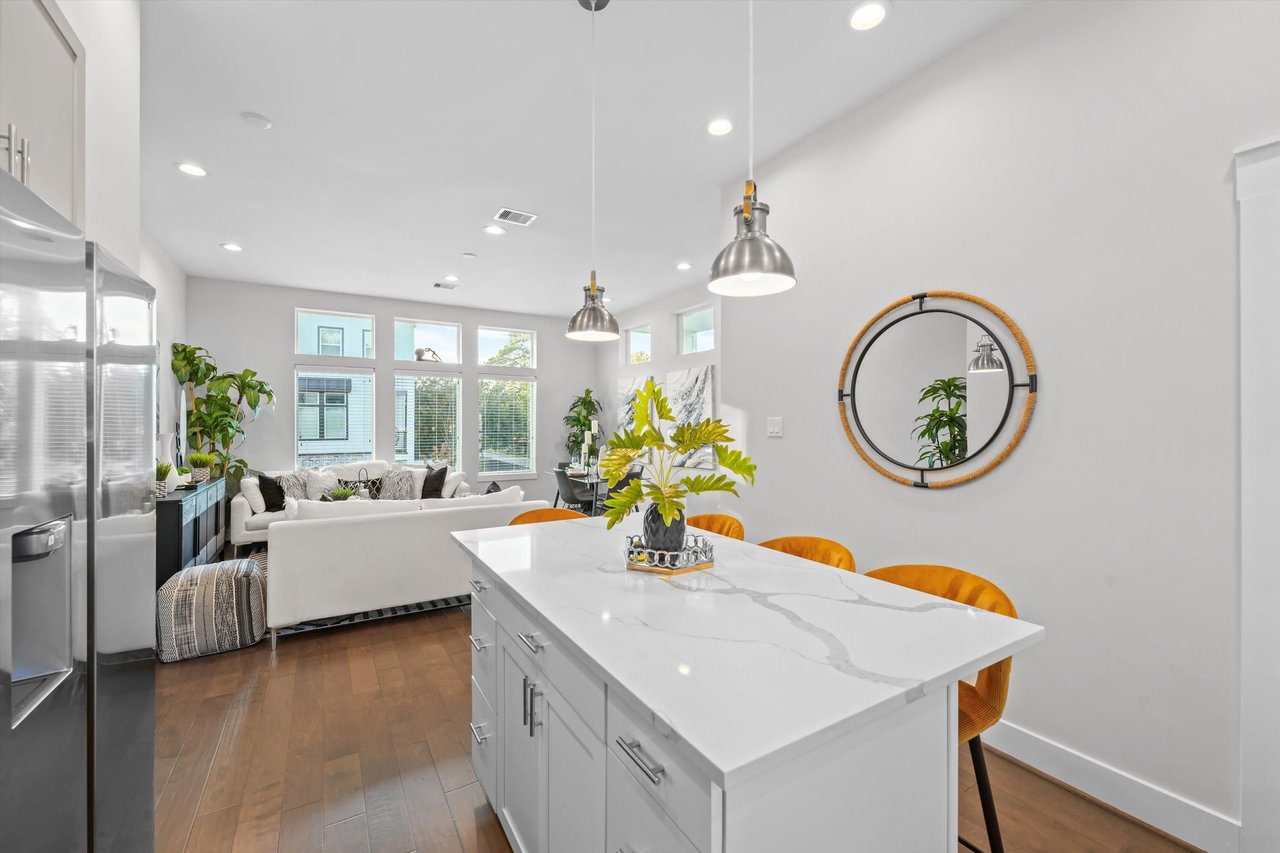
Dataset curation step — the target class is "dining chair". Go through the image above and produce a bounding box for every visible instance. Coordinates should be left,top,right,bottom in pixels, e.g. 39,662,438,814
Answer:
866,564,1015,853
509,508,588,525
687,513,745,540
599,470,642,516
757,536,855,572
553,468,594,513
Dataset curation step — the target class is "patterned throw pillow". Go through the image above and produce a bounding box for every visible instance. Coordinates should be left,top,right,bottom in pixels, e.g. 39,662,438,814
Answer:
339,476,383,499
380,467,416,501
277,470,308,501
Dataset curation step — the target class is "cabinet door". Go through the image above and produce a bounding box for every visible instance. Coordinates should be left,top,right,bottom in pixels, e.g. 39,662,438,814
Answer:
538,678,605,853
0,0,82,222
498,632,542,853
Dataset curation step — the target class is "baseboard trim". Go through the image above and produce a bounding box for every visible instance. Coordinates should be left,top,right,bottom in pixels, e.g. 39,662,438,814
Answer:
984,720,1240,853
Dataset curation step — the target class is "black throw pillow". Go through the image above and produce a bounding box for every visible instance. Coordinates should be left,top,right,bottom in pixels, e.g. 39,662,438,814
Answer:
420,466,448,499
338,476,383,499
259,474,287,512
485,481,502,494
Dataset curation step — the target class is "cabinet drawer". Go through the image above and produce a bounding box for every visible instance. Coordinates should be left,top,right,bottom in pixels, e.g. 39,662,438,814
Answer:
470,597,497,709
607,749,698,853
470,676,497,805
489,585,605,740
608,691,712,853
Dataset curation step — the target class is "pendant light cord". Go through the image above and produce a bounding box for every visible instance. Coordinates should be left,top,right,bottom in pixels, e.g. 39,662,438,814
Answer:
747,0,754,184
590,0,598,292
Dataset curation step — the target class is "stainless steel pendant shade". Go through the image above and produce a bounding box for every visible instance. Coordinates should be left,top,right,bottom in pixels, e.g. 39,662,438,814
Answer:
709,199,796,297
968,334,1006,373
566,277,619,341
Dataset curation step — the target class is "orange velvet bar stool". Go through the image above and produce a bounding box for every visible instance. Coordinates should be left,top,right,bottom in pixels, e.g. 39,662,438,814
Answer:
508,508,587,525
687,513,745,541
756,536,855,572
867,564,1015,853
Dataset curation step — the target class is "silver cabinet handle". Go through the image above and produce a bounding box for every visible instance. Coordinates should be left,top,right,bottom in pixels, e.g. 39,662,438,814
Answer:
18,137,29,184
468,634,488,652
522,675,530,726
469,722,489,745
2,124,14,176
528,681,541,737
616,736,665,785
469,578,489,593
517,631,543,654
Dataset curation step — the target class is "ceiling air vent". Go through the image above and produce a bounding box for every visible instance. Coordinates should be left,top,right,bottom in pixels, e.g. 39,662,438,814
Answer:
493,208,538,227
433,281,459,290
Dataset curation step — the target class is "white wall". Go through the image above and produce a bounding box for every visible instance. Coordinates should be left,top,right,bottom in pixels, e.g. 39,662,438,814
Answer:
185,277,596,502
138,232,186,433
57,0,141,270
717,0,1280,838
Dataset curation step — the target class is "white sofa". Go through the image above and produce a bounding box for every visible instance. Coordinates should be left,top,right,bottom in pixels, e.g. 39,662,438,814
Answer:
265,488,549,646
229,459,470,551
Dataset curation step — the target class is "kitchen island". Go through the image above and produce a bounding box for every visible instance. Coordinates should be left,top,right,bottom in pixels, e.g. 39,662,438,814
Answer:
453,516,1043,853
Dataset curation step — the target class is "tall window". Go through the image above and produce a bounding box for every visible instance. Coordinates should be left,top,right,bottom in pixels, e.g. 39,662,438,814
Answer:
394,319,461,363
394,373,460,468
628,325,652,364
295,368,374,468
478,377,536,474
479,327,536,368
680,306,715,354
296,309,374,358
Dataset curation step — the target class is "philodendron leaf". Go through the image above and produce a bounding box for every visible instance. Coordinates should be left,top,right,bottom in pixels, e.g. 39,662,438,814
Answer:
672,419,731,454
714,445,757,484
602,477,645,529
644,482,688,526
600,447,645,485
632,379,658,434
679,473,740,497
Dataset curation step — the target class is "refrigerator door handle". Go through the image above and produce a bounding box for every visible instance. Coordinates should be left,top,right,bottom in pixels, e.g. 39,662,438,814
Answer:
11,519,68,562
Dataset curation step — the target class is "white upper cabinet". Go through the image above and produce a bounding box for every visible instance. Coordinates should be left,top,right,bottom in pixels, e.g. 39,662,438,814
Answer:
0,0,84,224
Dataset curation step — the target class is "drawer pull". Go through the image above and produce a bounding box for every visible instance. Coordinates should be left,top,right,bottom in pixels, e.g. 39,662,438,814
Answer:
528,681,542,737
517,631,544,654
469,722,489,745
468,634,489,652
469,578,489,593
522,675,530,726
616,736,665,785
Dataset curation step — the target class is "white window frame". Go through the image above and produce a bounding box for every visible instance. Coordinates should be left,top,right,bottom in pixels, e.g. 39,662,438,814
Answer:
678,304,716,355
294,307,376,360
477,325,538,371
393,368,463,468
293,364,376,469
393,317,463,365
476,374,537,478
627,324,653,365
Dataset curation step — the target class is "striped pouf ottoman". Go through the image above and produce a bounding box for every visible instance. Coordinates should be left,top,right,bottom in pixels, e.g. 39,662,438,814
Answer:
156,558,267,663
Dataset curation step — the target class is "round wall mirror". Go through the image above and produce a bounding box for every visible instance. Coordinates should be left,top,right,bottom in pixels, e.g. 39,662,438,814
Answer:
838,292,1037,488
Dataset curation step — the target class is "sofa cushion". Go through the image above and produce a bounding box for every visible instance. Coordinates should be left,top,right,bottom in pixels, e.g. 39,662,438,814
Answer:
240,476,267,514
244,498,298,530
277,470,308,500
325,460,389,480
259,474,287,512
421,466,447,499
305,469,340,500
420,486,523,509
380,467,417,501
295,498,424,520
443,470,466,498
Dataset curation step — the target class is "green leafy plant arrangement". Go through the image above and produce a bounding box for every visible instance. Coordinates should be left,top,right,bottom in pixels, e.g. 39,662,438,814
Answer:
563,388,602,461
177,466,191,476
155,462,173,481
328,487,356,501
599,379,755,529
172,345,275,478
913,376,968,468
187,452,217,470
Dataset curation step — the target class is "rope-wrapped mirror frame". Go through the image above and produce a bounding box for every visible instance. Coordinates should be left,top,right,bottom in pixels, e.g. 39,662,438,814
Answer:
837,291,1037,488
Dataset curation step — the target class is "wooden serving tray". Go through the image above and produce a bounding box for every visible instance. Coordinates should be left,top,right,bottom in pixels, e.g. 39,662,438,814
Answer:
625,559,714,577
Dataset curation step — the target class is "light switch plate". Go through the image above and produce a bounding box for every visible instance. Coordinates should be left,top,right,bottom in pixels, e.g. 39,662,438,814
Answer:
766,417,784,438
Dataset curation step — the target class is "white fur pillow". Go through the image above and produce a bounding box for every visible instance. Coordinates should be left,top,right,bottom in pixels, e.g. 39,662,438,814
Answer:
380,467,417,501
305,469,340,501
239,476,266,514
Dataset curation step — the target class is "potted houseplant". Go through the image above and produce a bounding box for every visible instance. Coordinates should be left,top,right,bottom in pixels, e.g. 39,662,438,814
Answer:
563,388,602,465
187,452,216,483
326,487,356,502
599,379,755,552
155,462,173,499
913,377,967,468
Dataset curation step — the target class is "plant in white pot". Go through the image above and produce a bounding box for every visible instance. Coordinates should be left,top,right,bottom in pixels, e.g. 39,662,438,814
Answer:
599,379,755,551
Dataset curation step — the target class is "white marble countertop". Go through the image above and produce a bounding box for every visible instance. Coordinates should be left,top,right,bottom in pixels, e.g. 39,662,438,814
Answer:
453,516,1043,788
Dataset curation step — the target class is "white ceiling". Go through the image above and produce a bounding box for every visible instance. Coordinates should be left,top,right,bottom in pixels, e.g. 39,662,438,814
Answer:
141,0,1023,316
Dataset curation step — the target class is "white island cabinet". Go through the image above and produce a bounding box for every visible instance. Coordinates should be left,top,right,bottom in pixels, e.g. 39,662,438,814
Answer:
454,517,1043,853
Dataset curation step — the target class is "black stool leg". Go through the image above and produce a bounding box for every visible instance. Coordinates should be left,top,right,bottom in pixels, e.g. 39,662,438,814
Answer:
970,735,1004,853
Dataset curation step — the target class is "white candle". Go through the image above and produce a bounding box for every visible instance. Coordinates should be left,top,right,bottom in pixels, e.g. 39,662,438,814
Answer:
591,418,598,434
584,429,592,447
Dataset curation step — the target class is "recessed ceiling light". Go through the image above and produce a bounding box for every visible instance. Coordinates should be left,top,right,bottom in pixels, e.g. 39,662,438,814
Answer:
442,274,459,283
483,224,506,236
220,243,243,252
461,252,478,260
848,0,890,31
240,111,273,130
676,261,692,271
176,162,207,177
706,118,733,136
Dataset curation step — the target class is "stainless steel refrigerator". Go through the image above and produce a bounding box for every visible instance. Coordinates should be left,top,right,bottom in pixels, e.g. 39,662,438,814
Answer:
1,170,156,851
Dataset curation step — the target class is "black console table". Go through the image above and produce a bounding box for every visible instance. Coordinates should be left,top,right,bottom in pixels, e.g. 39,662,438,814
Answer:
155,478,226,588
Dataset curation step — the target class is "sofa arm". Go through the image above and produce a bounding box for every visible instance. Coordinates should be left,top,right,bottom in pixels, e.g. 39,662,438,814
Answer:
456,481,472,497
229,494,254,546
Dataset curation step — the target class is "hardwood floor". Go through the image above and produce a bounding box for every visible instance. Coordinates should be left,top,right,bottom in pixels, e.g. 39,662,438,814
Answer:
155,607,1193,853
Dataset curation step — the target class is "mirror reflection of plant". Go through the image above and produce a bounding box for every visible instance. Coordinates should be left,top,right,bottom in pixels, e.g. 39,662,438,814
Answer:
563,388,602,461
599,379,755,528
913,376,968,468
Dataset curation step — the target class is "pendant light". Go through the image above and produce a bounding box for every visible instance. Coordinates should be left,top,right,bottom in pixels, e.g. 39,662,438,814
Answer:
968,334,1006,373
709,0,796,297
566,0,620,342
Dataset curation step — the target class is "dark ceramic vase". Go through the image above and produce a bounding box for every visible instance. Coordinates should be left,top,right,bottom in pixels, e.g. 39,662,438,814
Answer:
643,504,686,553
